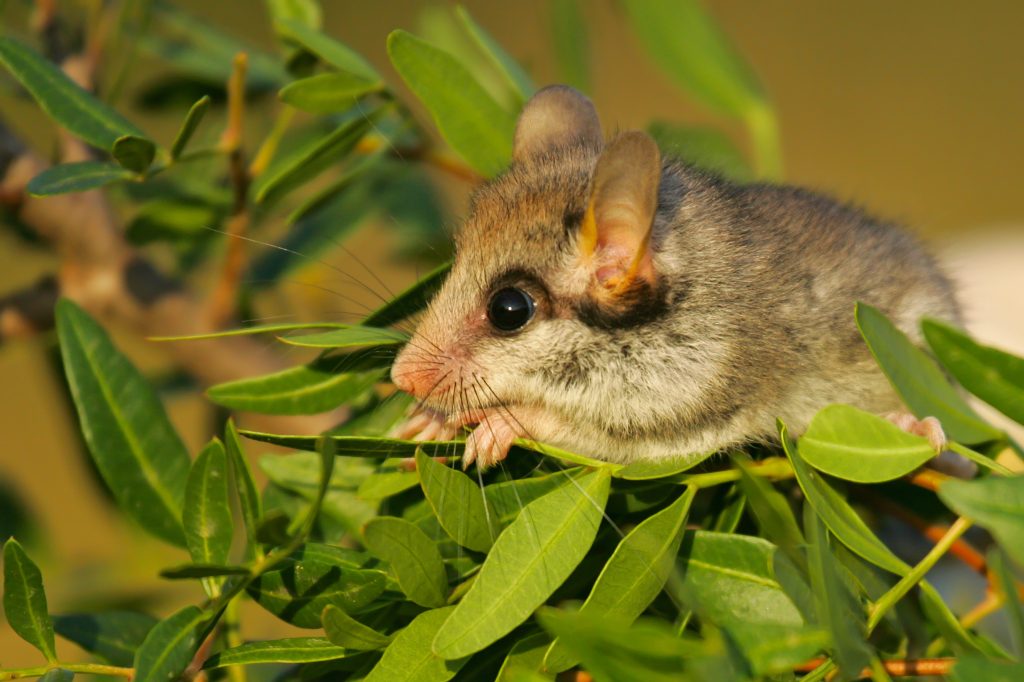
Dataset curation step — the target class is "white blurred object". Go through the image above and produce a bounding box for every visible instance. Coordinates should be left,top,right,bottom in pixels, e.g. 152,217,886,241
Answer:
941,230,1024,444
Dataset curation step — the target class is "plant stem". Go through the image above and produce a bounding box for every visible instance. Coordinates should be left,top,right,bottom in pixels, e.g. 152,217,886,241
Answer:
959,590,1004,630
795,657,956,678
867,517,973,632
947,441,1014,476
0,663,132,680
676,457,792,488
223,595,247,682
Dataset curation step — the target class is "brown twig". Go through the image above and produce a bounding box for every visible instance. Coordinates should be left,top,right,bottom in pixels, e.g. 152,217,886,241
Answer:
905,467,949,493
794,657,956,678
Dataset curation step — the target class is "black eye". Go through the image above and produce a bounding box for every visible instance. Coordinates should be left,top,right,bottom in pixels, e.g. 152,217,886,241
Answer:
487,287,535,331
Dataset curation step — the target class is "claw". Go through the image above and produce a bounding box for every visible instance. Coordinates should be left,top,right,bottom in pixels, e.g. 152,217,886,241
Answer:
462,411,522,471
885,412,976,478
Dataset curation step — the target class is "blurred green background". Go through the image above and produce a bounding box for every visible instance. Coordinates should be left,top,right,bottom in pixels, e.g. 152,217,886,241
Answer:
1,0,1022,665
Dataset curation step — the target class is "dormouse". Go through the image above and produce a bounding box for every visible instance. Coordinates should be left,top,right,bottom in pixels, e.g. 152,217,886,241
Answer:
390,85,958,469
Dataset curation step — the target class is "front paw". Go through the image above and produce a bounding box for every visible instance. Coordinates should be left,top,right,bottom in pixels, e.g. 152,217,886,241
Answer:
463,412,524,471
391,408,461,442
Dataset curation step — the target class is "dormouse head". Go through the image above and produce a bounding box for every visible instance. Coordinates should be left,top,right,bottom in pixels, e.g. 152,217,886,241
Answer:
391,85,670,427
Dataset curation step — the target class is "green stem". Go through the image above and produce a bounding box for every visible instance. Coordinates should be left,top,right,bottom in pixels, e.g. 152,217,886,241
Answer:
0,663,132,680
675,457,792,488
948,441,1014,476
867,517,973,632
223,596,247,682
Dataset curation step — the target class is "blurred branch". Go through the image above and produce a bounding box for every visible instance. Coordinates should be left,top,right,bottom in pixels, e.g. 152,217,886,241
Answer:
794,657,955,678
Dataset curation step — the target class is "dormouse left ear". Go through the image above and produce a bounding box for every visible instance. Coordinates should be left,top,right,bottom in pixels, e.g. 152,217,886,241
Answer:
579,131,662,298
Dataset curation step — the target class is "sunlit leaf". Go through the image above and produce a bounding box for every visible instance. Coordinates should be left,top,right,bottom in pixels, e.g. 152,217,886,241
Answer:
280,72,384,113
856,302,1001,444
56,299,190,547
923,318,1024,426
496,632,551,682
433,470,611,659
799,404,936,483
615,451,713,480
363,517,447,608
27,162,135,196
387,29,514,177
2,539,57,662
170,95,211,159
207,362,386,415
357,470,420,500
322,604,391,650
203,637,349,668
544,486,696,672
184,439,233,577
53,611,157,667
364,607,468,682
277,326,408,349
417,449,496,552
242,431,461,458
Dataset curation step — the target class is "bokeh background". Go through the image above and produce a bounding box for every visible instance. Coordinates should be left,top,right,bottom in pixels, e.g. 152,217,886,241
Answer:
1,0,1022,665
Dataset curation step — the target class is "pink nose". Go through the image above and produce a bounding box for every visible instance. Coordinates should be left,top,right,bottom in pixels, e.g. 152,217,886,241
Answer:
391,351,441,399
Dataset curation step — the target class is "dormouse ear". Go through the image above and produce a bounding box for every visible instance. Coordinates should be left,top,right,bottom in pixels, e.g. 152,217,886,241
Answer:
579,131,662,296
513,85,602,162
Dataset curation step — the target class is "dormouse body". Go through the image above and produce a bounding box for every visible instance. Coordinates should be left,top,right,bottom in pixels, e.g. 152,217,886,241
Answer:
390,85,958,468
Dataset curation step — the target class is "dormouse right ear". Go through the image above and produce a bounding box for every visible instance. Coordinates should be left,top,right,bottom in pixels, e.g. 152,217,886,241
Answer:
512,85,603,162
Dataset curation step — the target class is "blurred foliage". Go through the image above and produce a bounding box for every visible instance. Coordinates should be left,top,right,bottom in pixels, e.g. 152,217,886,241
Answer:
1,2,1023,682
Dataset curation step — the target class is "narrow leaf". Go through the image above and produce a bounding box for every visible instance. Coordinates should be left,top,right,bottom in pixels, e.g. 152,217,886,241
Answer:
544,486,696,672
53,611,157,667
207,364,385,415
150,322,346,342
923,318,1024,426
856,302,1002,444
242,431,461,458
939,475,1024,567
321,604,391,650
433,469,611,659
455,6,534,105
0,37,151,151
363,517,447,608
159,563,251,579
417,449,495,552
170,96,211,159
112,135,156,173
277,326,408,349
727,622,830,677
362,261,451,327
733,453,807,574
615,451,713,480
387,29,515,177
203,637,349,668
799,404,936,483
280,72,383,113
133,606,208,682
56,300,190,547
275,18,380,81
356,471,420,500
184,439,233,572
27,162,135,196
2,539,57,662
365,606,468,682
225,420,262,559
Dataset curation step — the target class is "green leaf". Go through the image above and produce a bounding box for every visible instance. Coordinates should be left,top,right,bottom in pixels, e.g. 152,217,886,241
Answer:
647,121,752,181
387,30,515,177
246,544,387,628
615,451,714,480
362,517,447,608
159,563,251,579
184,439,233,574
670,530,802,627
277,326,408,349
951,657,1024,682
170,95,211,160
0,37,152,153
225,420,262,559
799,404,936,483
207,363,386,415
150,322,347,342
365,607,468,682
261,451,375,494
321,604,391,650
726,622,830,677
620,0,765,119
733,454,806,576
112,135,156,173
496,632,551,681
203,637,349,668
53,611,157,667
417,449,496,552
483,470,585,531
357,471,420,500
242,432,461,458
433,469,611,659
804,505,872,678
2,539,57,662
56,299,190,547
27,162,135,196
550,0,590,93
939,475,1024,566
544,486,696,673
275,18,380,81
266,0,322,30
133,605,209,682
922,318,1024,426
256,110,380,206
780,421,907,576
855,302,1001,444
280,72,384,113
363,261,452,327
990,549,1024,655
455,6,534,106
